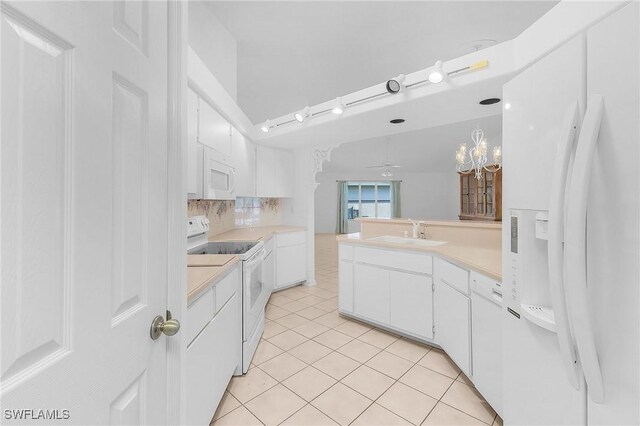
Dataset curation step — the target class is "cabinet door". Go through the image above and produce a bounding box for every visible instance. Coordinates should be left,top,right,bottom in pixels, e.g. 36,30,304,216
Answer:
390,271,433,339
256,146,276,197
354,263,390,324
187,292,240,425
275,149,294,197
263,250,275,293
187,88,199,195
435,281,471,376
231,126,255,197
339,260,354,313
199,99,231,157
275,244,306,288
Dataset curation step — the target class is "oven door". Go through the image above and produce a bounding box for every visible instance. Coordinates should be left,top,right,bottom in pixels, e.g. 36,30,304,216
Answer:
243,248,267,339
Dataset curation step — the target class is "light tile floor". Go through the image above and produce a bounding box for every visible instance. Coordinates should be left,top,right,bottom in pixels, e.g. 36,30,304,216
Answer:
212,234,503,426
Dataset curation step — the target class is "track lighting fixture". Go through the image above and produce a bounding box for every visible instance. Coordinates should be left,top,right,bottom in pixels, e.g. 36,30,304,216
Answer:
294,106,310,123
427,61,444,84
386,74,406,94
260,120,271,133
332,97,345,115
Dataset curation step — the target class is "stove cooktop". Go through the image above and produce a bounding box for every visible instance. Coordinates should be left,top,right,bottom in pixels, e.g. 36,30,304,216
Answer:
188,241,259,256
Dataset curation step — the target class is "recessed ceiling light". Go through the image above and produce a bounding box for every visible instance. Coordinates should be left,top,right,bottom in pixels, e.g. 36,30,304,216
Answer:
390,119,405,124
386,74,406,94
479,98,501,105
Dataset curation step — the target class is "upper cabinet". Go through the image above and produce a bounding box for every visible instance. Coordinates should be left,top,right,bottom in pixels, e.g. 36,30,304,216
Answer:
199,98,231,159
187,88,199,195
256,146,294,198
231,127,255,197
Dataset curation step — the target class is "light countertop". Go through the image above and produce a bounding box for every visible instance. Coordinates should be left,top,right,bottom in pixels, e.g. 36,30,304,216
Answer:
208,225,306,242
187,257,240,304
337,233,502,281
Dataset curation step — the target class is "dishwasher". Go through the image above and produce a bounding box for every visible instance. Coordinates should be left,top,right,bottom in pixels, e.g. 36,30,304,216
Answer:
471,271,503,418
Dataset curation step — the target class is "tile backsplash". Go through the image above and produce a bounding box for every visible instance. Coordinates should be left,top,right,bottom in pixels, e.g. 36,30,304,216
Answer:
187,197,282,237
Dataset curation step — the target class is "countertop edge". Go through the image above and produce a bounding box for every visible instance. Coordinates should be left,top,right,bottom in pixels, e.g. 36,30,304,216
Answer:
187,258,241,304
336,234,502,281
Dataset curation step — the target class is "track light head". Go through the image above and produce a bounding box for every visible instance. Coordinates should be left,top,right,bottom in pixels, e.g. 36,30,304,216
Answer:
332,97,345,115
260,120,271,133
386,74,406,94
427,61,445,84
294,106,310,123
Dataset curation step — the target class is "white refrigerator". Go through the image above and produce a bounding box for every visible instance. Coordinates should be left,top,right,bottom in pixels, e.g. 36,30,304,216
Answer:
502,2,639,425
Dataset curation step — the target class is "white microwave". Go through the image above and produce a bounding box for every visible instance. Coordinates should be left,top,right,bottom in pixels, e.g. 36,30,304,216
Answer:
195,144,235,200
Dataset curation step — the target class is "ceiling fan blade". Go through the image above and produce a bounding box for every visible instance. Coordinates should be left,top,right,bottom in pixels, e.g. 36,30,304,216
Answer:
389,165,403,168
364,165,384,168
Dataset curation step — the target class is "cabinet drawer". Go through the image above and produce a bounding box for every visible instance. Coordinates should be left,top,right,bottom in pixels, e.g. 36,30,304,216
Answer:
264,236,275,255
187,287,215,346
277,231,306,247
339,244,354,261
437,258,470,294
215,266,239,313
355,246,432,275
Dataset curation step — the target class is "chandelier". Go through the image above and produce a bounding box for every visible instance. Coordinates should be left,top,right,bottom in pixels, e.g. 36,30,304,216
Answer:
456,124,502,180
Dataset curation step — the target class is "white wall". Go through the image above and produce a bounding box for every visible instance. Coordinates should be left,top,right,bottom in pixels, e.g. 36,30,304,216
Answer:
189,1,238,102
314,170,459,234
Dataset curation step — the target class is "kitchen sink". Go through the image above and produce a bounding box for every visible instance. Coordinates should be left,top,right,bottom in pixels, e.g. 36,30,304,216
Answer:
368,235,446,247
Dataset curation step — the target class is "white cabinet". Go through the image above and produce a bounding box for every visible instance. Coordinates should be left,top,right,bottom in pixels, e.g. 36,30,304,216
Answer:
199,98,231,158
435,279,471,376
338,259,354,313
256,146,276,197
187,88,199,196
275,231,307,289
186,266,241,426
231,126,255,197
262,236,275,293
256,146,294,198
354,263,390,324
390,271,433,340
275,150,294,197
341,244,434,341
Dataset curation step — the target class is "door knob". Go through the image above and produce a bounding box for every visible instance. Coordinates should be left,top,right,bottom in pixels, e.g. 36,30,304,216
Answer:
150,310,181,340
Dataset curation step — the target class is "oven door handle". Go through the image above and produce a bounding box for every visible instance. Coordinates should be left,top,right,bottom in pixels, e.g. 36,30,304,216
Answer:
245,248,266,268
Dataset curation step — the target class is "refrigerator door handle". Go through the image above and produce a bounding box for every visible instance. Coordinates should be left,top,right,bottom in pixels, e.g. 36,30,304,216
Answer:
548,101,581,390
565,94,605,404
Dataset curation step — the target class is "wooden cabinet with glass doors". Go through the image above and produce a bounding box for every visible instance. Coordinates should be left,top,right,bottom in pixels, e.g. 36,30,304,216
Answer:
458,167,502,221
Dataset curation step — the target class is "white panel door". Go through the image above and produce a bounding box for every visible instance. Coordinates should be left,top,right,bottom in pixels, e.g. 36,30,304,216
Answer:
275,149,294,197
586,3,639,425
389,271,433,339
231,126,255,197
434,281,471,376
187,87,199,195
256,145,276,197
354,264,389,324
199,98,231,158
1,2,170,424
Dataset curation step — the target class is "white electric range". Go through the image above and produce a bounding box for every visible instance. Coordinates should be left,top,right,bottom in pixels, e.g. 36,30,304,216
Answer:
187,216,268,374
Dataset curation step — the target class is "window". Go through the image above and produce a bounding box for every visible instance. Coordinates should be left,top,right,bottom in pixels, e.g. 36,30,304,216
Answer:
347,182,392,219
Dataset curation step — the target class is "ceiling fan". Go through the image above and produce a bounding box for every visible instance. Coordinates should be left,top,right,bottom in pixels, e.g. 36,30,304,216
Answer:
365,140,402,177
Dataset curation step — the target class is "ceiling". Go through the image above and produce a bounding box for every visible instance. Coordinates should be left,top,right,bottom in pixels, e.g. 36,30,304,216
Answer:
323,114,502,174
207,1,557,124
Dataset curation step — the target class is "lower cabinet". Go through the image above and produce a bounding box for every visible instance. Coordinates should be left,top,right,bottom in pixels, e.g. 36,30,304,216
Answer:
186,268,241,426
390,271,433,339
354,263,390,324
263,237,275,293
434,279,471,376
275,231,307,289
343,244,434,341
